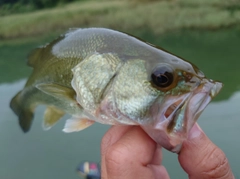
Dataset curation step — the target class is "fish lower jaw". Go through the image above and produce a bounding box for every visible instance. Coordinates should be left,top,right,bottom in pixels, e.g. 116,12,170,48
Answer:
145,91,213,152
163,93,210,139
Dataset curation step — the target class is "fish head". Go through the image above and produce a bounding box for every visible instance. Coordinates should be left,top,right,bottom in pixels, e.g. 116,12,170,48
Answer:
141,57,222,152
71,51,222,152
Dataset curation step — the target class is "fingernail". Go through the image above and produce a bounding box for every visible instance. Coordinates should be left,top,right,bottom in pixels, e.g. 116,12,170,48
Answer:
188,123,203,139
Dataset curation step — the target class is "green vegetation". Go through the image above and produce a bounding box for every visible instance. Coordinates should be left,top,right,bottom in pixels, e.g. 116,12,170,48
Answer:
0,0,240,39
0,0,79,16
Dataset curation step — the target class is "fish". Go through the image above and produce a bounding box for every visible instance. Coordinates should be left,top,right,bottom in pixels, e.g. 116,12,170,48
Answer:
10,28,222,152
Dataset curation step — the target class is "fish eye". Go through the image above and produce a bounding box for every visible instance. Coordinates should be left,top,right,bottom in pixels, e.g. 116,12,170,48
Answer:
151,65,175,89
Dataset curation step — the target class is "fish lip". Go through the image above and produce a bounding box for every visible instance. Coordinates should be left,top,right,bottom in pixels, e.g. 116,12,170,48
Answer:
142,79,223,152
170,80,222,150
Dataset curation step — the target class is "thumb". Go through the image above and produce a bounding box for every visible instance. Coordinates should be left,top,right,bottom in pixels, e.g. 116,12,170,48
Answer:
178,124,235,179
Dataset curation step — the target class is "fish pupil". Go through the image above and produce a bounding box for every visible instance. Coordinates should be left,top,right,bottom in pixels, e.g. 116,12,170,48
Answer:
157,73,169,84
151,66,174,88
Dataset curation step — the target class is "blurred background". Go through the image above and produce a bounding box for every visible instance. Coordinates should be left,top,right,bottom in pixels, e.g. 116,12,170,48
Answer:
0,0,240,178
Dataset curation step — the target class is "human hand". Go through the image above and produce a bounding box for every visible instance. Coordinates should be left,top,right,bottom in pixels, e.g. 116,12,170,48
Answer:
101,124,235,179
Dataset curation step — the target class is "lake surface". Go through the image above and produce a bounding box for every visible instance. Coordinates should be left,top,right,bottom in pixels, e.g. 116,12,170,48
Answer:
0,28,240,179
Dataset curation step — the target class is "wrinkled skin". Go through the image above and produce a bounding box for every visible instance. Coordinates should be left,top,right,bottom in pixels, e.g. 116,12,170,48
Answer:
101,125,235,179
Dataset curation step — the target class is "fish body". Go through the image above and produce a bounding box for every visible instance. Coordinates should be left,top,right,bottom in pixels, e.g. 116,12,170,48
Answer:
10,28,222,152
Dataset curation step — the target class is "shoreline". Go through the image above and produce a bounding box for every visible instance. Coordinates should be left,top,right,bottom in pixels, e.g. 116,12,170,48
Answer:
1,0,240,40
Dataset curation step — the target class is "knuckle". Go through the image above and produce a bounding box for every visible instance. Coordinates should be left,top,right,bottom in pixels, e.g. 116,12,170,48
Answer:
105,143,130,166
105,145,130,176
101,132,113,155
201,147,231,178
105,147,123,167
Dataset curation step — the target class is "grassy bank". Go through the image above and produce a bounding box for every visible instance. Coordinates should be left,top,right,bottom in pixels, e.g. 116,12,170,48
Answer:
0,0,240,39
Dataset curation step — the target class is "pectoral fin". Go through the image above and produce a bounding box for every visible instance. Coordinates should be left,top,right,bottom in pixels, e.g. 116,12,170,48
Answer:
63,116,95,133
36,83,76,102
43,106,65,130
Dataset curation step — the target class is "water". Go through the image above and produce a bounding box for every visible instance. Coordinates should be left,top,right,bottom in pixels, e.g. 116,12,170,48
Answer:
0,28,240,179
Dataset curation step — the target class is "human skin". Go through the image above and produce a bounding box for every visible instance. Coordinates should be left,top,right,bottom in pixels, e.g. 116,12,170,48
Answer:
101,124,235,179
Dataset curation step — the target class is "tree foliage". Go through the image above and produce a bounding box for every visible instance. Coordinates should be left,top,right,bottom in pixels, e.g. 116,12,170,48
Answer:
0,0,78,15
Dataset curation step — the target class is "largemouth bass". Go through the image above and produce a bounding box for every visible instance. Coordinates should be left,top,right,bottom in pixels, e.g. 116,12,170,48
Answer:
10,28,222,152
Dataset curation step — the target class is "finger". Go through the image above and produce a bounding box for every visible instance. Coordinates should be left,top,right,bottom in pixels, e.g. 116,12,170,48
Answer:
101,125,133,178
150,144,162,165
178,124,235,179
147,165,170,179
101,125,133,156
104,126,160,179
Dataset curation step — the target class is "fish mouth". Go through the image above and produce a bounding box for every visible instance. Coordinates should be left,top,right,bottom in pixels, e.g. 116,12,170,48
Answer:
142,79,223,152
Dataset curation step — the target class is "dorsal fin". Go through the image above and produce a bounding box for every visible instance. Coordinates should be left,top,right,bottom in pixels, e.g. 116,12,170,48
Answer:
27,35,65,68
65,28,79,36
27,47,42,67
